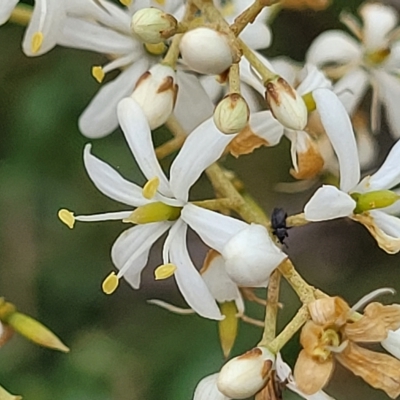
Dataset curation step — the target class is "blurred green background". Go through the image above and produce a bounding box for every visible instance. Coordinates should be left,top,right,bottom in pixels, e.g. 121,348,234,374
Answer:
1,0,400,399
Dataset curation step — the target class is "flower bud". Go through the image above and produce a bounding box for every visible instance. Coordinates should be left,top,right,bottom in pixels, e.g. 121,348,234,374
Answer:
0,385,22,400
131,64,178,129
194,373,229,400
265,77,308,131
213,93,250,134
131,8,178,44
217,347,275,398
6,312,69,352
221,224,287,287
179,28,234,75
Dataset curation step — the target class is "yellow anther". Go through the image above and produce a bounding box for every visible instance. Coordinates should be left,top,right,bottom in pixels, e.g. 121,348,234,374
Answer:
302,92,316,113
120,0,132,5
144,42,167,56
58,209,75,229
142,177,160,199
31,32,43,54
102,272,119,295
154,263,177,280
92,66,105,83
154,0,166,5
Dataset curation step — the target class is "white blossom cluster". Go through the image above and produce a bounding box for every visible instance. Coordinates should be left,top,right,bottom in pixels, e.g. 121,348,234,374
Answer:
4,0,400,399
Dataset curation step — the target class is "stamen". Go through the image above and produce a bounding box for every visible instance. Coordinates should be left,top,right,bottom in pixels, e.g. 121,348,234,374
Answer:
147,299,195,314
142,177,160,199
350,287,396,313
144,42,167,56
154,0,166,5
120,0,132,5
102,272,119,294
31,32,44,54
154,263,177,280
326,340,349,354
92,66,105,83
58,209,75,229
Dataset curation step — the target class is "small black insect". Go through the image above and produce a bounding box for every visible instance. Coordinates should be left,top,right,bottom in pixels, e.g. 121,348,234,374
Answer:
271,207,290,246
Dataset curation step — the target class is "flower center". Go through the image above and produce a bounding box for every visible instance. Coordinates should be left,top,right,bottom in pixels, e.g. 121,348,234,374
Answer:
364,48,391,67
123,202,182,224
313,328,341,362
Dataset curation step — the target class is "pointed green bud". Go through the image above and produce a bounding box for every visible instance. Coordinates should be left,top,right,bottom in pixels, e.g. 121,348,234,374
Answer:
213,93,250,135
351,190,400,214
123,202,182,224
5,312,69,353
218,301,239,358
0,385,22,400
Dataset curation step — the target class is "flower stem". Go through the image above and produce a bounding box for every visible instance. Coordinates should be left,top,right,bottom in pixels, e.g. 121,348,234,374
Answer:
9,4,32,26
192,198,239,211
286,212,309,228
229,63,241,94
264,305,309,352
155,134,186,159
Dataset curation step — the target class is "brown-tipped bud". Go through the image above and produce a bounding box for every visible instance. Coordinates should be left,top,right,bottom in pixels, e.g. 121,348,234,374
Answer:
131,64,178,129
265,77,308,131
213,93,250,135
131,8,178,44
217,347,275,398
6,312,69,353
179,28,234,75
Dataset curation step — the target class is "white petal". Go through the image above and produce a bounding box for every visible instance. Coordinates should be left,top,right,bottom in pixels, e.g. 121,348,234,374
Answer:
201,253,242,305
247,110,284,146
200,75,224,104
168,221,223,320
239,55,274,96
360,3,398,51
239,23,271,50
79,59,149,138
382,328,400,360
174,71,214,133
356,140,400,192
23,0,65,56
306,30,362,68
59,17,137,54
169,118,234,202
304,185,356,221
194,374,230,400
221,224,286,287
374,71,400,139
296,64,332,96
111,222,171,288
181,204,247,253
117,97,173,197
313,88,360,192
0,0,19,25
334,68,369,115
83,144,148,207
270,57,300,86
369,210,400,239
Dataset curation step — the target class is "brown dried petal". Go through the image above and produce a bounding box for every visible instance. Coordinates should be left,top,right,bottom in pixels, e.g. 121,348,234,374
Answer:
336,342,400,399
227,125,269,157
351,213,400,254
255,371,283,400
290,142,324,180
300,321,324,354
345,303,400,342
293,349,334,395
308,297,350,327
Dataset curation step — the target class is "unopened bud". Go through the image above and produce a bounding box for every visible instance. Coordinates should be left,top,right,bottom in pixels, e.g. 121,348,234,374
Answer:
5,312,69,352
180,28,234,75
131,64,178,129
131,8,178,44
351,190,400,214
221,224,287,287
214,93,250,134
265,77,308,131
217,347,275,398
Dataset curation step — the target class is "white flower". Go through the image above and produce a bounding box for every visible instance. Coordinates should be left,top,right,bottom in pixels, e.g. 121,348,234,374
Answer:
1,0,66,56
275,353,335,400
307,2,400,137
240,55,359,191
304,139,400,254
